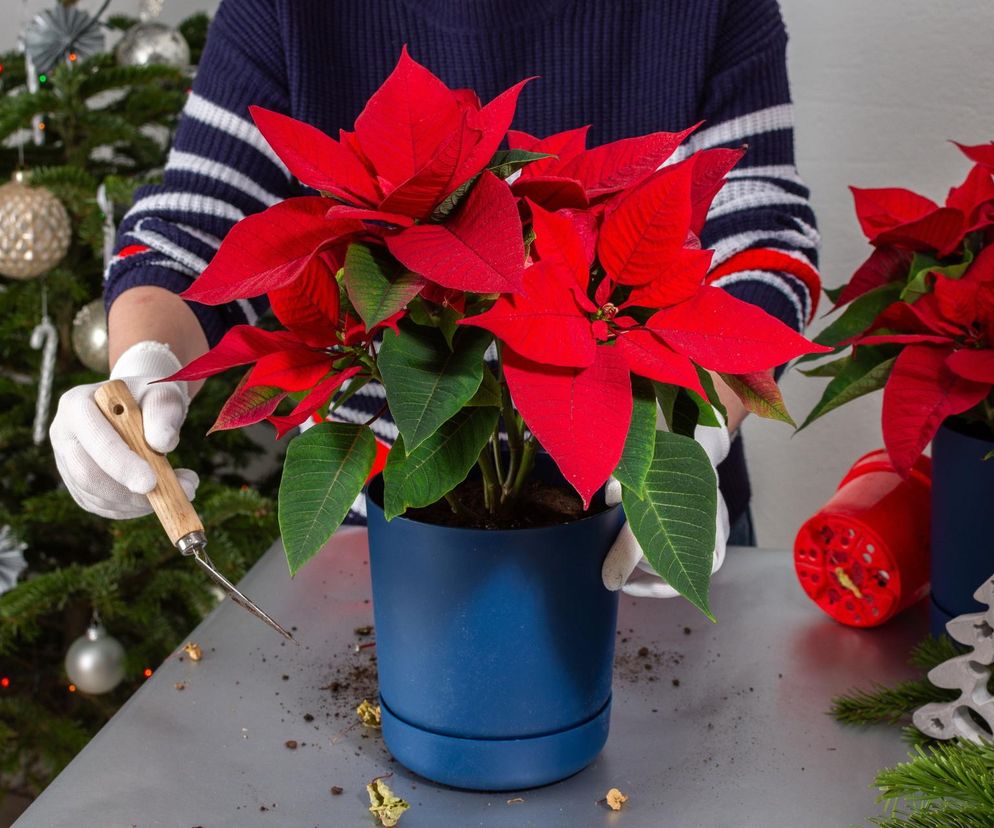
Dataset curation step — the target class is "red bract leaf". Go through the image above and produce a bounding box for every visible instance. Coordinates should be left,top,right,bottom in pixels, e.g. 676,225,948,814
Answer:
249,106,378,205
955,141,994,169
615,329,705,394
512,176,589,211
269,251,341,347
503,343,632,508
850,186,939,241
864,299,962,340
559,208,599,265
459,260,595,368
182,198,360,305
598,160,695,285
946,164,994,220
685,147,745,233
933,274,981,328
854,333,954,348
621,247,713,310
459,78,531,181
325,204,414,227
882,344,989,476
378,111,479,218
874,207,965,257
386,172,526,294
166,326,303,382
246,348,332,392
509,126,590,177
267,366,363,439
353,46,463,189
529,200,589,286
836,247,913,307
946,348,994,384
648,286,830,372
209,374,287,433
557,125,698,197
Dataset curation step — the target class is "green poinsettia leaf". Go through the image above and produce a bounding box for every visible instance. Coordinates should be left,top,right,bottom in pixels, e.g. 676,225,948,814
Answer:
486,149,555,179
621,430,718,620
279,422,377,575
377,319,492,451
695,367,727,424
613,376,656,497
343,242,425,329
798,283,902,363
798,348,896,431
901,248,973,304
719,371,794,426
383,407,499,520
653,382,678,431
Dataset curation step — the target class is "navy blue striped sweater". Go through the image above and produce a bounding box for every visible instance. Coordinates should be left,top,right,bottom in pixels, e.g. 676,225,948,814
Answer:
104,0,820,528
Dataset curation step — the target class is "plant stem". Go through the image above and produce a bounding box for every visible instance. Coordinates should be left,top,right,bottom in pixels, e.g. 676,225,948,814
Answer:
509,438,537,502
444,491,467,517
477,447,500,514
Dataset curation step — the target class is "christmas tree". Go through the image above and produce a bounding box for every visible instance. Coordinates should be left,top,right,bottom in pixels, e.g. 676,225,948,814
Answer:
0,10,280,804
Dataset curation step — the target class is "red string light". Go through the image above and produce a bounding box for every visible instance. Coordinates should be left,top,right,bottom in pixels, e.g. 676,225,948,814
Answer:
68,52,78,62
0,677,9,688
68,684,77,693
143,667,153,678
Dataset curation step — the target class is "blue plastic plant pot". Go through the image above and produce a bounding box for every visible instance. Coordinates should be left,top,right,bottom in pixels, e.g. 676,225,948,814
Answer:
365,456,625,791
930,420,994,637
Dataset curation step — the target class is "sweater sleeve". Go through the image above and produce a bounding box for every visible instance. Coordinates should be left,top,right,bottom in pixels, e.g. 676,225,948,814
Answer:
685,0,821,332
103,0,290,346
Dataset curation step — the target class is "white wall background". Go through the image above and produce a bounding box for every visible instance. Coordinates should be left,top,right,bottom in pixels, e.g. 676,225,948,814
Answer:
3,0,993,547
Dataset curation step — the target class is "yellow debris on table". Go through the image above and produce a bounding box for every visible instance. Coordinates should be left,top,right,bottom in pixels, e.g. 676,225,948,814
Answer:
356,698,382,727
367,778,409,827
606,787,629,811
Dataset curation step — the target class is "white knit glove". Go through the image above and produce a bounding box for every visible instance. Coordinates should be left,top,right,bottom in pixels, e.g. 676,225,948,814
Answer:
51,341,197,519
602,411,732,597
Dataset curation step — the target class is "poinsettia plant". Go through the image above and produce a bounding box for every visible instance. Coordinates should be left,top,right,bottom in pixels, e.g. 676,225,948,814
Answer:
801,140,994,475
170,49,824,617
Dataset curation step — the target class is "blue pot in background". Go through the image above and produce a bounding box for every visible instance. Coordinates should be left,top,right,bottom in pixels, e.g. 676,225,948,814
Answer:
930,419,994,636
365,458,625,791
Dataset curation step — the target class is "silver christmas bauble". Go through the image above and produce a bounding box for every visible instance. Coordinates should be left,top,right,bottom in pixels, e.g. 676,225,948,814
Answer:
71,299,109,373
0,172,71,280
65,622,126,695
115,21,190,68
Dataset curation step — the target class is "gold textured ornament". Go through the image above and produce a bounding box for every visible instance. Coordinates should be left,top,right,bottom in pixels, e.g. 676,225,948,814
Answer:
0,172,71,280
71,299,109,373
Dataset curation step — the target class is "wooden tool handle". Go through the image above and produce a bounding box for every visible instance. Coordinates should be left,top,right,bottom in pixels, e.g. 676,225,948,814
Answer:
94,380,203,544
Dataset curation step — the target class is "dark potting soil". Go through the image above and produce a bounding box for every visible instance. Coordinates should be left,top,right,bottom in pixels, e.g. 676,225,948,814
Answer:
405,478,604,530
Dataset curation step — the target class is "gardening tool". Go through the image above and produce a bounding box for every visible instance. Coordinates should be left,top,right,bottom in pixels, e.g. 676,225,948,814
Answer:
94,380,294,641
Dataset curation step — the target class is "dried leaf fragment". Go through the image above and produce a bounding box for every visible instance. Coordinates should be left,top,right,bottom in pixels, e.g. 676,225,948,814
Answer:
367,778,409,827
606,788,629,811
357,698,382,727
183,642,203,661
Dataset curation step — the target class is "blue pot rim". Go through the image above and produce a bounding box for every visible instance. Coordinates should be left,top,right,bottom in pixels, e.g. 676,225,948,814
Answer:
365,472,623,535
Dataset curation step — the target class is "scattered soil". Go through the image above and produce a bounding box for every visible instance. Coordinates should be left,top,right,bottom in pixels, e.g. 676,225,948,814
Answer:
614,643,684,684
330,786,344,796
320,656,380,719
405,478,600,530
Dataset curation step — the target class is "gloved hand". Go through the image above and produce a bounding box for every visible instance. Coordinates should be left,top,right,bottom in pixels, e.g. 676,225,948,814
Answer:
51,341,197,519
602,411,732,597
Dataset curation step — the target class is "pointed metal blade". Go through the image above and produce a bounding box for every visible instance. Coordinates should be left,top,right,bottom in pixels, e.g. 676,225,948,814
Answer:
188,548,295,642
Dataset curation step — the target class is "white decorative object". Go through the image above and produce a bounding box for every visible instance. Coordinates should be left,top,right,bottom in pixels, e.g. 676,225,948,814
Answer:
0,525,28,596
0,172,72,280
913,575,994,743
65,620,126,695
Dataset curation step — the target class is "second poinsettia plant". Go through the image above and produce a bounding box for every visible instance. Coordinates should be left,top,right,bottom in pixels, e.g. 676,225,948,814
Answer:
802,140,994,475
172,49,824,617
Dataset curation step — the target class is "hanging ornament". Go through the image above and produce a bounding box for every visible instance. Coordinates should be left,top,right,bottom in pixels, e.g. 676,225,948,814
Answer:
22,2,106,75
96,182,116,270
0,171,71,281
0,526,28,597
65,618,126,695
71,299,109,373
116,0,189,69
30,308,58,446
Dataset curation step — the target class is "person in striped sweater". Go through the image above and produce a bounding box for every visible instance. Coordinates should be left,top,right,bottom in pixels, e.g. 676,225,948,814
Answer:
52,0,819,574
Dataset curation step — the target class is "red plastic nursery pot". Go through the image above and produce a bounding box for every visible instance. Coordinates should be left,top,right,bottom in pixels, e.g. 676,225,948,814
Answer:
794,449,932,627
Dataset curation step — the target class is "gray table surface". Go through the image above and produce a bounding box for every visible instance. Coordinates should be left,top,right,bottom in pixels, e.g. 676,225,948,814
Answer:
14,529,927,828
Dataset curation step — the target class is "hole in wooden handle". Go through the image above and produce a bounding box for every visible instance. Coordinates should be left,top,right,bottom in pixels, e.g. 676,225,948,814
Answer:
112,404,124,415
